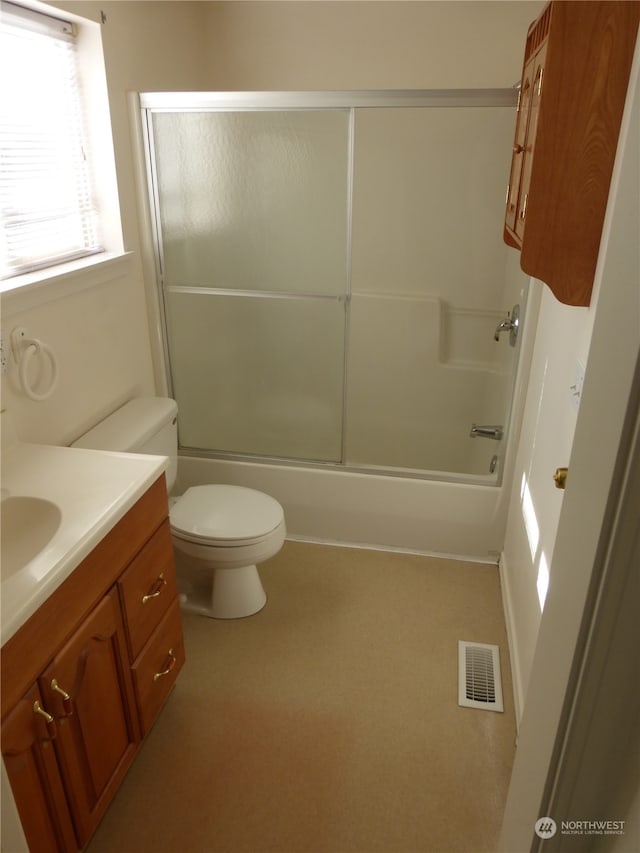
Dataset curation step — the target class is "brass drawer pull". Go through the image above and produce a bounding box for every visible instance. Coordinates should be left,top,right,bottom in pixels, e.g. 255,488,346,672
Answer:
142,573,167,604
153,649,177,682
51,678,74,716
33,700,57,741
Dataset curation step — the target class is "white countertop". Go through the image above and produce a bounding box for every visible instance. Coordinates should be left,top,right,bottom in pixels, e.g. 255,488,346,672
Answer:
1,441,168,646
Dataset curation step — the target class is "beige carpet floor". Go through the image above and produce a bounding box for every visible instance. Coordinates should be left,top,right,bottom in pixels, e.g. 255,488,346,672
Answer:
86,540,516,853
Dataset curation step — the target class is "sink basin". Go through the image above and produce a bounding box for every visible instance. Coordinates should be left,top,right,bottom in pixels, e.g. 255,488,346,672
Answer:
0,438,168,646
1,496,62,580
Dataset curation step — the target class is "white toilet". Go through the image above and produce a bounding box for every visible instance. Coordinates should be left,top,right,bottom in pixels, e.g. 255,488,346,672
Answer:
72,397,286,619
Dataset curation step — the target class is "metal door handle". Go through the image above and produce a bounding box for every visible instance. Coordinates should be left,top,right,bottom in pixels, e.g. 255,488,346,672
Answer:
553,467,568,489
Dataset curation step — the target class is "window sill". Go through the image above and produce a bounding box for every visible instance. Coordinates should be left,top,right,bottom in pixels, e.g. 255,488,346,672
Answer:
0,251,134,315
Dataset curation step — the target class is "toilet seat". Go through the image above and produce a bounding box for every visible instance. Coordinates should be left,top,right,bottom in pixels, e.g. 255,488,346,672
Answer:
170,485,285,547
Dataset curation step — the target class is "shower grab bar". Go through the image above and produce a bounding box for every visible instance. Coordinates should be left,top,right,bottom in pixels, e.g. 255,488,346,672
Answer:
469,424,504,440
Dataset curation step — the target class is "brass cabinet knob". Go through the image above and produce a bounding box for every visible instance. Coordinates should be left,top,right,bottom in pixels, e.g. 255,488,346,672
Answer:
553,467,568,489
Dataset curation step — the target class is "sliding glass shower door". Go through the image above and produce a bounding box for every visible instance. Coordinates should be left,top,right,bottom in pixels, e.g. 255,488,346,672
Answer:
149,109,351,461
143,90,524,479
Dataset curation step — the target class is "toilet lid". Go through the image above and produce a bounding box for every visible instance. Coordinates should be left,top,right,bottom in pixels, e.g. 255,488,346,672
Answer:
170,485,284,545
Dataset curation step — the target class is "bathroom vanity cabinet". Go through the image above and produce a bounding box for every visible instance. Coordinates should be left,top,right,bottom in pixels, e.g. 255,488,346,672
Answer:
1,477,185,852
504,1,640,306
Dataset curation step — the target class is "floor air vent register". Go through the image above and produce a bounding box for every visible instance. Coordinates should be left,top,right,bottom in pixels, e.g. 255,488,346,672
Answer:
458,641,504,712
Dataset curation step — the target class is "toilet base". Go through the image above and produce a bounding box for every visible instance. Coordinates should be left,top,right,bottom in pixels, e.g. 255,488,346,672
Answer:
178,564,267,619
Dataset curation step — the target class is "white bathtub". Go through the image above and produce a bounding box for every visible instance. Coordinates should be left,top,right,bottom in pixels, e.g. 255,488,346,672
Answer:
176,455,508,561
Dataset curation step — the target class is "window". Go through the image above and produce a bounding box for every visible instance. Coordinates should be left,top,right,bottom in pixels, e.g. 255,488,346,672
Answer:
0,1,103,279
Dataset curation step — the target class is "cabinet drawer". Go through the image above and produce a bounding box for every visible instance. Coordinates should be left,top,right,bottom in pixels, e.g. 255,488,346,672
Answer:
131,598,185,735
118,520,178,660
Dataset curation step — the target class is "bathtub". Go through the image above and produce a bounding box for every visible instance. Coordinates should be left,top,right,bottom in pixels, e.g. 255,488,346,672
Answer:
175,455,508,561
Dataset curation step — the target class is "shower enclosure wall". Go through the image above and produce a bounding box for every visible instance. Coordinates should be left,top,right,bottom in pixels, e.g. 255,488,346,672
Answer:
140,91,531,556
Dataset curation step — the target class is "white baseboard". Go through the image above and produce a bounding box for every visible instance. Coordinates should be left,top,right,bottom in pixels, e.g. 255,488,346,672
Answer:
498,550,525,728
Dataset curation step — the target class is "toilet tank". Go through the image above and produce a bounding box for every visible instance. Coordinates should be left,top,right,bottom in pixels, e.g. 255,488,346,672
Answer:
72,397,179,492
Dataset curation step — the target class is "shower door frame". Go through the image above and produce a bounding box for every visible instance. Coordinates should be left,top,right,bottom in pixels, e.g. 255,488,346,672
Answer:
140,88,520,485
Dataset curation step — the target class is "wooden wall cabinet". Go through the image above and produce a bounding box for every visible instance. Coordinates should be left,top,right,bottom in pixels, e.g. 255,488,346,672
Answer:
1,477,185,852
505,1,640,306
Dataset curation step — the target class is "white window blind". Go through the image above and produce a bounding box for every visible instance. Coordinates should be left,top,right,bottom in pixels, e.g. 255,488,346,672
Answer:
0,1,102,279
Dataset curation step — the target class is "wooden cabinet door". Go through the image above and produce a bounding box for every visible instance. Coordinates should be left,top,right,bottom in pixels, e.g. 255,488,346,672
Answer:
40,588,140,847
1,683,78,853
504,43,547,244
515,44,546,243
505,54,535,240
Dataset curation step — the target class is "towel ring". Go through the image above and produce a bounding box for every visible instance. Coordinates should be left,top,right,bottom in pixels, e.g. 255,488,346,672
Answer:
15,335,59,401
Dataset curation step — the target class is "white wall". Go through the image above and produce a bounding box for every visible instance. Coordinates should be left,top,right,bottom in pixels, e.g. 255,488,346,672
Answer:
203,1,542,90
500,282,595,719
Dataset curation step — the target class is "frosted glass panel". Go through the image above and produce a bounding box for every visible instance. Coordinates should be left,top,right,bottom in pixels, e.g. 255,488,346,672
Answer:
350,107,515,307
345,106,516,475
345,294,503,475
152,111,350,294
166,291,345,461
